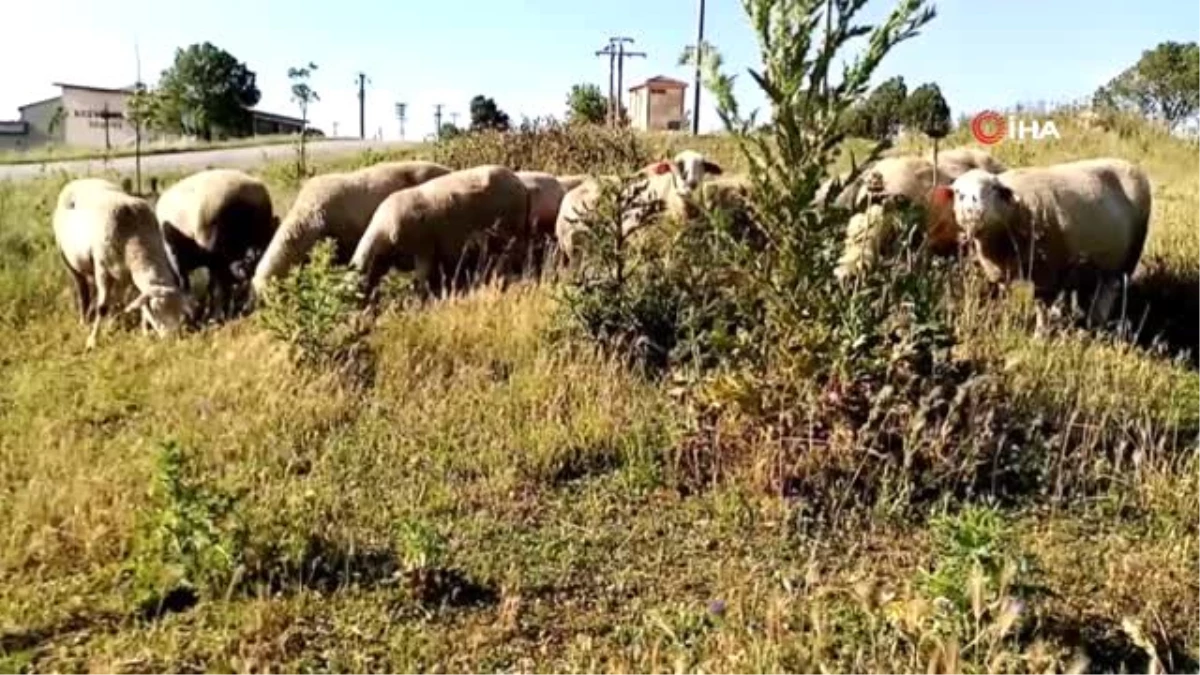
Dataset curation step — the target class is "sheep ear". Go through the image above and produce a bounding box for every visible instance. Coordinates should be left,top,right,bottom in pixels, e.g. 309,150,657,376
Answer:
994,183,1015,204
702,161,724,175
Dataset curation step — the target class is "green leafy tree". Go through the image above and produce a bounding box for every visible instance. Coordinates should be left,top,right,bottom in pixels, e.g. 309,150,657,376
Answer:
155,42,261,140
566,83,608,125
902,82,951,161
288,62,319,175
469,95,511,132
678,40,736,131
1093,40,1199,131
862,75,908,139
439,122,463,139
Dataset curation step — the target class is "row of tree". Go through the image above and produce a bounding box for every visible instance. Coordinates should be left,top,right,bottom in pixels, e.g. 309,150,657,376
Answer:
1092,40,1199,132
841,76,950,141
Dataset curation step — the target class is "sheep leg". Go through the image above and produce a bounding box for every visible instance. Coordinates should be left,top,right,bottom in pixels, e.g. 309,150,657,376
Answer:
71,269,93,324
86,272,112,351
208,263,238,321
1087,277,1122,329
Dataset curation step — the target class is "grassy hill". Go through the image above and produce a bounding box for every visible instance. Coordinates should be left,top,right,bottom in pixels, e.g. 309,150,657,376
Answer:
0,113,1195,672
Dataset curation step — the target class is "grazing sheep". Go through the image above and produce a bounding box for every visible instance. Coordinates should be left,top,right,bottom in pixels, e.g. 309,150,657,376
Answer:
554,154,724,263
154,168,276,319
951,157,1153,331
251,160,452,298
833,203,903,282
350,164,531,296
517,170,568,239
52,178,193,349
927,147,1008,181
824,149,1006,211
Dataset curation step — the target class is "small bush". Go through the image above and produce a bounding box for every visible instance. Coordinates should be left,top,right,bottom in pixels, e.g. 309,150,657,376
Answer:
255,238,370,369
125,440,247,617
433,117,650,175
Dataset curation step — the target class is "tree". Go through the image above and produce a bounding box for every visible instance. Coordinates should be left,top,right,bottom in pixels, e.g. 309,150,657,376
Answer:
288,62,320,175
439,122,463,139
901,82,951,163
125,84,163,194
861,76,908,139
469,95,511,132
566,83,607,125
678,40,737,131
1093,41,1199,131
155,42,261,141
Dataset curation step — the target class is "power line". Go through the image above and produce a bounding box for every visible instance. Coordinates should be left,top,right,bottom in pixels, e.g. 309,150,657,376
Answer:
595,43,618,126
692,0,705,135
356,72,370,139
610,37,646,127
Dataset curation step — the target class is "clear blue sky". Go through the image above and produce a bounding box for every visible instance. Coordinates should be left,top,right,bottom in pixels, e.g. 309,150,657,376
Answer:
2,0,1196,140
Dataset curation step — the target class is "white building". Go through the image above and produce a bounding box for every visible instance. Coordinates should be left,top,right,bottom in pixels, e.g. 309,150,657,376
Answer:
0,82,310,153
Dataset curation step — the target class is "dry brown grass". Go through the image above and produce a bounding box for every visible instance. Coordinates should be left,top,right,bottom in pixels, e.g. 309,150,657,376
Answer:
0,111,1195,673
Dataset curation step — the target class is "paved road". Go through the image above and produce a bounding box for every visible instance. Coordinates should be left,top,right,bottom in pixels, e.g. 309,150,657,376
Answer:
0,139,422,183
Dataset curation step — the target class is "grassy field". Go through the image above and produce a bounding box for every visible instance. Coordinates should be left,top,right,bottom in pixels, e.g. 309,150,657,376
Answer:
0,134,307,166
0,112,1195,673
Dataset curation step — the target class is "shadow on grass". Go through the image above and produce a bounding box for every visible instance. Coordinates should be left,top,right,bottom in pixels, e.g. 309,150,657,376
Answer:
1035,613,1199,674
1122,260,1200,368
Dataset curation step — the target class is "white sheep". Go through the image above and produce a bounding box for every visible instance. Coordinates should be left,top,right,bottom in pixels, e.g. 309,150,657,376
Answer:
153,168,276,319
554,153,724,263
52,178,194,349
663,149,725,196
251,160,452,299
823,148,1005,211
951,157,1153,332
516,170,568,240
350,164,531,296
926,147,1008,182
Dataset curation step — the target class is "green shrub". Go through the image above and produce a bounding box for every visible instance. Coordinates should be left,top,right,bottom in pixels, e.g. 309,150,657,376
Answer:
433,117,650,175
255,238,369,368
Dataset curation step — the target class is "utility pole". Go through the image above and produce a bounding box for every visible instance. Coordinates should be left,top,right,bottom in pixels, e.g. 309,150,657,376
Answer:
333,121,339,136
395,102,407,140
133,38,143,193
609,37,646,127
450,111,460,127
692,0,705,135
434,103,444,139
595,42,618,126
96,102,123,153
356,72,369,139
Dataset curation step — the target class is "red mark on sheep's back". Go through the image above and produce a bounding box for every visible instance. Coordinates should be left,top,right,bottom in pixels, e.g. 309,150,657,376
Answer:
971,111,1007,145
926,185,961,256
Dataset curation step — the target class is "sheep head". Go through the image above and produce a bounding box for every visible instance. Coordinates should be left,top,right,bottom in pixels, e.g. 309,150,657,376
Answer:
124,284,192,337
646,150,724,197
951,169,1017,241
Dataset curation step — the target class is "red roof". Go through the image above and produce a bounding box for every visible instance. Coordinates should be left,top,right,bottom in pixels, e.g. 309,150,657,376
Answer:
629,75,688,92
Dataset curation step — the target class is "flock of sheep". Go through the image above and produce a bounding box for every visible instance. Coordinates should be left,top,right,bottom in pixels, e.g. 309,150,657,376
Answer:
826,147,1151,333
48,141,1152,349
